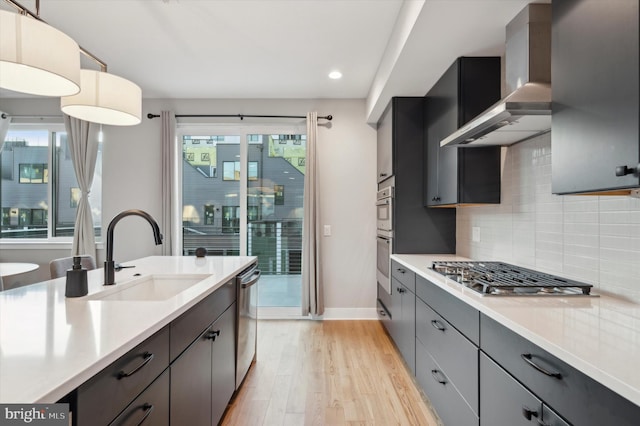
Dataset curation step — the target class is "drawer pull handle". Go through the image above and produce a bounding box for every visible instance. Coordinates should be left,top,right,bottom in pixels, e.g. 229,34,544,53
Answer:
521,353,562,379
117,352,154,379
430,320,446,332
136,403,154,426
430,369,447,385
207,329,221,341
522,406,539,420
397,268,406,274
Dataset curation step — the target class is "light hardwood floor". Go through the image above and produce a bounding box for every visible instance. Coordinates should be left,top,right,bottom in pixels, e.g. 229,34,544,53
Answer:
221,320,440,426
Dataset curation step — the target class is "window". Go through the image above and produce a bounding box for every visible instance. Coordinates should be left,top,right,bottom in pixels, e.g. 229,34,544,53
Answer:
0,123,102,240
19,163,48,183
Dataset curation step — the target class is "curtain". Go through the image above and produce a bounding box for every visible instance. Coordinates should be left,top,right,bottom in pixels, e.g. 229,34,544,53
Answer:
0,112,11,154
64,114,98,258
301,112,324,316
160,111,176,255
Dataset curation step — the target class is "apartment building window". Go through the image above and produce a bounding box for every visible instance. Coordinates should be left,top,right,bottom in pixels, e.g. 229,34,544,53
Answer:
0,123,102,240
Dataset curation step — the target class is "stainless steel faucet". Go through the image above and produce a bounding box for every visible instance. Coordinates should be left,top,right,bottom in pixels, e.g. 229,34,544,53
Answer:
104,209,163,285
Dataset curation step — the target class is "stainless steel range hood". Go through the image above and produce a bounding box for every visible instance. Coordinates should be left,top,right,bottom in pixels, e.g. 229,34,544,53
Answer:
441,3,551,147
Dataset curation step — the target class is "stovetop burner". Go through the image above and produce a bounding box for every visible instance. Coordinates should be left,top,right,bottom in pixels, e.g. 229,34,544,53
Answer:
431,261,594,296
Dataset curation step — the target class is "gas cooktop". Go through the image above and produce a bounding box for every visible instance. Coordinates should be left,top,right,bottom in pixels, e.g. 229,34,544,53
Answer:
431,261,594,296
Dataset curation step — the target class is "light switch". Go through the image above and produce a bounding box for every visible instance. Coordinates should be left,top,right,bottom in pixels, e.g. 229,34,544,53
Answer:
323,225,331,236
472,227,481,242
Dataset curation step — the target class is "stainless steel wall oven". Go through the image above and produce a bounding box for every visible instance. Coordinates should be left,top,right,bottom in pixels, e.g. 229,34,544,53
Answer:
376,178,394,296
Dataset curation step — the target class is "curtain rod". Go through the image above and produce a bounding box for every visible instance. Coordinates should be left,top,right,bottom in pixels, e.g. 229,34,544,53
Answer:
146,113,332,121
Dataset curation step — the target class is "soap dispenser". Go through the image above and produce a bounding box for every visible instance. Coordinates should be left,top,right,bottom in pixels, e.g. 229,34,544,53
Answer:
66,256,88,297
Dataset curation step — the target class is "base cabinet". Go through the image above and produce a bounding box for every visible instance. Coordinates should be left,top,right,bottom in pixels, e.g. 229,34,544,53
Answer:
171,303,236,426
73,277,240,426
416,339,478,426
170,327,214,425
388,262,416,374
386,260,640,426
481,313,640,426
211,304,237,425
481,353,550,426
109,369,170,426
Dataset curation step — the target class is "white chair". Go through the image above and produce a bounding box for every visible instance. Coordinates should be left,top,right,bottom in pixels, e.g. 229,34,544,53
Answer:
49,255,97,279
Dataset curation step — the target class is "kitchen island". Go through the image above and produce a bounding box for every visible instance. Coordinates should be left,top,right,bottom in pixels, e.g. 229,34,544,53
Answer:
0,255,256,405
392,254,640,425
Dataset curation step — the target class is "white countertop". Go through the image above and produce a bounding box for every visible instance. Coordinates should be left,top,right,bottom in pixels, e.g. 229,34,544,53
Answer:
392,254,640,408
0,255,256,404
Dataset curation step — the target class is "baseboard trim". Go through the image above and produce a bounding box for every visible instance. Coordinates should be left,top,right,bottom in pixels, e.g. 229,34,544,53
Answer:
320,308,379,320
257,307,380,320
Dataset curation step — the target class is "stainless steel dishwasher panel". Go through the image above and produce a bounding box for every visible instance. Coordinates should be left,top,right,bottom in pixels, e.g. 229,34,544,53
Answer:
236,264,260,389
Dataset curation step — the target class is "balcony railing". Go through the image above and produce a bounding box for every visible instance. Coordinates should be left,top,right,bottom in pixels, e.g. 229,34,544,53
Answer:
183,219,302,275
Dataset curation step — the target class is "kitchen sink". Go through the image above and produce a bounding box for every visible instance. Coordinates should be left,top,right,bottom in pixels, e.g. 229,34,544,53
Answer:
87,274,210,301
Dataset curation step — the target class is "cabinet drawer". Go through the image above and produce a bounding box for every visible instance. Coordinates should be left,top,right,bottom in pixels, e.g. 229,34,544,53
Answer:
170,278,236,360
481,314,640,426
391,260,415,293
416,339,478,426
109,369,169,426
76,325,170,426
416,275,479,344
416,298,478,413
480,352,541,426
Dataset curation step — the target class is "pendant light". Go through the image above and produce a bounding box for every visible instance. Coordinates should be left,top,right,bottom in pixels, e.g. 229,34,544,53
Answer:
1,0,142,126
61,69,142,126
0,9,80,96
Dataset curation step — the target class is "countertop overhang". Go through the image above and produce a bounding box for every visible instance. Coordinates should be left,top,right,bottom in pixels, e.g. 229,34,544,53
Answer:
392,254,640,408
0,255,256,404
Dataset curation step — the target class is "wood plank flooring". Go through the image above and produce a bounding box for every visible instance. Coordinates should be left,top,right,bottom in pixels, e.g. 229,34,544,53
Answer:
221,320,440,426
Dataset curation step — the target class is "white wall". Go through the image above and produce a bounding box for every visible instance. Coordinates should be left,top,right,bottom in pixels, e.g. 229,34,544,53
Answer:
0,98,378,315
457,133,640,303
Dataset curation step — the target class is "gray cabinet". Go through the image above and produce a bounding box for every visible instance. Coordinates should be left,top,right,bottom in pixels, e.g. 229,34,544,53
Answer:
551,0,639,194
170,284,237,426
170,326,214,426
211,304,237,425
481,313,640,426
109,369,170,426
414,274,479,426
75,326,170,426
388,261,416,374
416,339,478,426
73,278,238,426
389,265,416,375
480,353,545,426
378,97,456,254
377,102,393,183
424,57,502,207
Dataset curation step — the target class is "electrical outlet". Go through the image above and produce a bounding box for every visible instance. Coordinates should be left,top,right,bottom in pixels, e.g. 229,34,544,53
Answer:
472,227,481,243
323,225,331,236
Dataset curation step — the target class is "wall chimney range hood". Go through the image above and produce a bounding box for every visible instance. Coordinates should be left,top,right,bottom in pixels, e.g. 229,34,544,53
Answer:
441,4,551,148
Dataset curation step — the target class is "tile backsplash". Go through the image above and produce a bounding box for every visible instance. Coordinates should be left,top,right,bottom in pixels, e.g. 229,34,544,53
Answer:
456,132,640,302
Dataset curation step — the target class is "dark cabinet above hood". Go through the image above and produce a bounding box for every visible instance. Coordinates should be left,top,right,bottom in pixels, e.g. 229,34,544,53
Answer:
441,4,551,148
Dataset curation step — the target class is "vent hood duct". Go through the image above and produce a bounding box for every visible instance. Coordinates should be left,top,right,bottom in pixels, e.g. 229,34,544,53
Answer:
441,3,551,147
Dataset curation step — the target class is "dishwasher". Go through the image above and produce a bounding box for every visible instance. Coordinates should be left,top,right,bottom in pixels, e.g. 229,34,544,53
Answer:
235,263,261,389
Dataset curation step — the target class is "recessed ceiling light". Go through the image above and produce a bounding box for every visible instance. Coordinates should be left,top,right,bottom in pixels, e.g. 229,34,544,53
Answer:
328,71,342,80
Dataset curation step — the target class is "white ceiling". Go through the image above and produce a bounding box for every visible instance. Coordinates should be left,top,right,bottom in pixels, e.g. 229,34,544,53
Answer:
1,0,539,123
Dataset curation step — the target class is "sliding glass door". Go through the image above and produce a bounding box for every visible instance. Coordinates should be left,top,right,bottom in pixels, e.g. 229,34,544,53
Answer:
179,125,305,311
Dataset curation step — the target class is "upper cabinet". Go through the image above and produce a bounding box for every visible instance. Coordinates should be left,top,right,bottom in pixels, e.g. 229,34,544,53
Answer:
551,0,639,194
377,97,456,254
425,57,502,207
377,102,393,183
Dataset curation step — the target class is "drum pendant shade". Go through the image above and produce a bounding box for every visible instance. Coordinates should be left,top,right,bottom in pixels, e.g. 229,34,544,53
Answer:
0,9,81,97
61,69,142,126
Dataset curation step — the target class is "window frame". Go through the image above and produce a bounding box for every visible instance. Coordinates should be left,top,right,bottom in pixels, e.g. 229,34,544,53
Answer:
0,121,102,246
